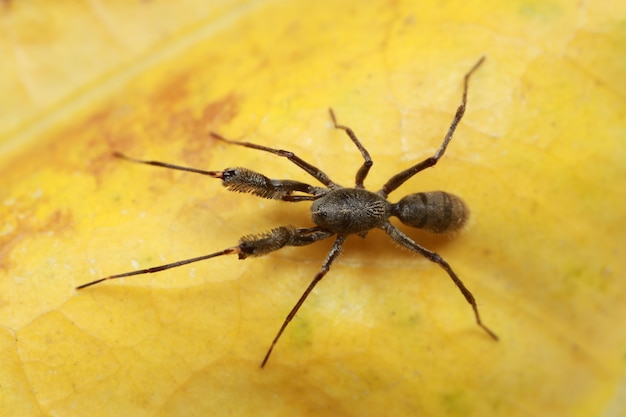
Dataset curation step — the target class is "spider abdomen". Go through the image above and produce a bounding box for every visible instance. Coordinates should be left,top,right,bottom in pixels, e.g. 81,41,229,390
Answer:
392,191,468,233
311,188,391,234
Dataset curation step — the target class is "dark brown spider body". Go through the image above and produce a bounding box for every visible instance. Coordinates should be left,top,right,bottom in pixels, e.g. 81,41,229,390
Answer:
392,191,469,233
312,188,467,236
311,188,390,234
77,57,497,368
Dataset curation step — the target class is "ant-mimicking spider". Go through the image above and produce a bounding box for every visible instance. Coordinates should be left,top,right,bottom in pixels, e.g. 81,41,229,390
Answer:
77,56,497,368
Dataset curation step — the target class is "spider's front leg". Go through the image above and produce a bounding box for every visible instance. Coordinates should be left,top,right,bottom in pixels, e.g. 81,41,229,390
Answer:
210,132,339,189
76,226,334,289
113,153,328,201
215,167,328,201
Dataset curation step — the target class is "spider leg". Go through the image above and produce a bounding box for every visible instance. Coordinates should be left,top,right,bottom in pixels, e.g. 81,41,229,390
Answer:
75,247,239,290
76,226,334,290
210,132,339,189
210,167,329,201
261,234,347,368
379,56,485,198
328,108,373,188
113,153,327,201
113,152,223,177
381,221,498,340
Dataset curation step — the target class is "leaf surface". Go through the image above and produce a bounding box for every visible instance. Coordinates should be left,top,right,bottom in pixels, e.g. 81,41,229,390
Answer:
1,1,625,416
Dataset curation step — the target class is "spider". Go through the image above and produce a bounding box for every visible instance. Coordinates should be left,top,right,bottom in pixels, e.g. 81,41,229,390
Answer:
77,56,497,368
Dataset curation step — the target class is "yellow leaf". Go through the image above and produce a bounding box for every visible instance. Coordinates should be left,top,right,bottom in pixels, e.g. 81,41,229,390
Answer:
1,1,625,416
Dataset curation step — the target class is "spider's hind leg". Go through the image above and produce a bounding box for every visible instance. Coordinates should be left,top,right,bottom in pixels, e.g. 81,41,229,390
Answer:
379,56,485,198
381,221,498,341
